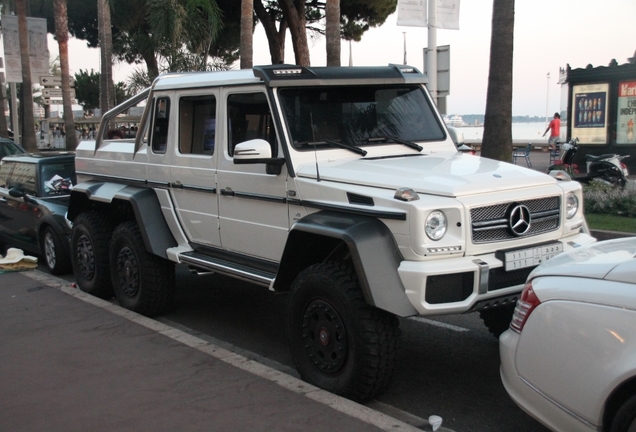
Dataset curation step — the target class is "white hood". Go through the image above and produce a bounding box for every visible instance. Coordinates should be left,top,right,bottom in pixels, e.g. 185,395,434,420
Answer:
295,152,555,197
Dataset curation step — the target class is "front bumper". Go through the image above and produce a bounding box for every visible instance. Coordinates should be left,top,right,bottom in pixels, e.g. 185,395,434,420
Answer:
397,232,596,316
499,329,597,432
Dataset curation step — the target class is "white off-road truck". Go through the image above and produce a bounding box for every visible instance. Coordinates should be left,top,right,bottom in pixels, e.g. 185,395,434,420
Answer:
69,65,595,401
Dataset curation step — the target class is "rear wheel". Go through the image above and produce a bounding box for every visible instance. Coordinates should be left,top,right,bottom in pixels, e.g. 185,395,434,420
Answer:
41,226,71,275
479,303,516,338
286,262,399,402
610,394,636,432
109,221,175,317
71,211,114,298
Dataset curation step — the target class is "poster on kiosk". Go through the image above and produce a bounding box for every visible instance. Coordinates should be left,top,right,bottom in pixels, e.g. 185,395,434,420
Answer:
617,80,636,144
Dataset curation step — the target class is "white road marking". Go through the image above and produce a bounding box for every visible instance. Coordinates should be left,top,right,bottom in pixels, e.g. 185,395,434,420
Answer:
409,316,470,332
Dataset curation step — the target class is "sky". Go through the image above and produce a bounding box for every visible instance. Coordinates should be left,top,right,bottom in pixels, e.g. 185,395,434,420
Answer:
46,0,636,117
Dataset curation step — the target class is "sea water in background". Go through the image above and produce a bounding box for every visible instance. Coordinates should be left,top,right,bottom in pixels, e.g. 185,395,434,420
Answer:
461,123,548,142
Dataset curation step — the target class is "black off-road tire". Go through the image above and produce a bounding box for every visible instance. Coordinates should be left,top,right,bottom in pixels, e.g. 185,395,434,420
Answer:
41,225,71,275
610,394,636,432
286,262,399,402
109,221,175,317
71,211,115,299
479,303,516,338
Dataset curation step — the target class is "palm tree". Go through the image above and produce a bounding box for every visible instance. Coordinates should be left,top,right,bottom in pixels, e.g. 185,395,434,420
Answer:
16,0,37,151
98,0,115,117
240,0,253,69
481,0,514,162
53,0,78,150
326,0,340,66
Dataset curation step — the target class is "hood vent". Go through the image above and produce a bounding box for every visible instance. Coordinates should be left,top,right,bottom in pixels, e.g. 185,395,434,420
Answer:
347,192,374,206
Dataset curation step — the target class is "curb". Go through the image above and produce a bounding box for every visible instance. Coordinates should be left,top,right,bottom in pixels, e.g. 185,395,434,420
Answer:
21,270,450,432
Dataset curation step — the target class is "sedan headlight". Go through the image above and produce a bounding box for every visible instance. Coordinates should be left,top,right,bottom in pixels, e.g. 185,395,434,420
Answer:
425,210,447,241
565,193,579,219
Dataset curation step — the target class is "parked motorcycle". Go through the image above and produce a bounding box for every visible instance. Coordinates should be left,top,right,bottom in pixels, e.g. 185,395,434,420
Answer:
548,138,630,188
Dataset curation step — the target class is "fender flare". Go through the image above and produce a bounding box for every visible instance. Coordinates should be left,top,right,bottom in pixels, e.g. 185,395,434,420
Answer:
275,211,418,317
68,182,177,258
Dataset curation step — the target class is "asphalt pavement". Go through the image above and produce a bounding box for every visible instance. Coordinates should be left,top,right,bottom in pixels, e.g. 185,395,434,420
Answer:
0,270,443,432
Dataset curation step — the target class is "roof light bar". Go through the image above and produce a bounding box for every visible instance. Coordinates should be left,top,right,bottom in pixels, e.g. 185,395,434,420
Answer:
272,69,303,75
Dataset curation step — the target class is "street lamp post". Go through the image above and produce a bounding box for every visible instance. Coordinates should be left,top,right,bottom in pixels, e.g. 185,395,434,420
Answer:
545,72,550,127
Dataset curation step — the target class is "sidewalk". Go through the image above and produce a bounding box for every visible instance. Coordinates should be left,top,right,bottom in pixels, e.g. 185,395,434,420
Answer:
0,270,427,432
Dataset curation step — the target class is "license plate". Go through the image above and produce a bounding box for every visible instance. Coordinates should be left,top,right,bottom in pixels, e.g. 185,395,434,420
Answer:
502,242,563,271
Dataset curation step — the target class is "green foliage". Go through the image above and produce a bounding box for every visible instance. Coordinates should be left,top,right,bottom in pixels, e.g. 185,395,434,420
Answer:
586,213,636,233
74,69,130,114
74,69,100,114
583,182,636,218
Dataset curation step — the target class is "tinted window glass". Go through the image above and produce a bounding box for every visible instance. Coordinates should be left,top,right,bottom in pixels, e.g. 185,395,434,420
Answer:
8,162,37,195
227,93,277,157
279,85,445,150
40,162,76,195
179,95,216,155
0,160,13,187
151,97,171,154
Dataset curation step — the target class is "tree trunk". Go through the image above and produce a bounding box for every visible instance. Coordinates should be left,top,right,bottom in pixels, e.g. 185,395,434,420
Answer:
254,0,286,64
326,0,340,66
481,0,515,162
97,0,115,119
54,0,78,150
240,0,253,69
279,0,310,66
16,0,37,151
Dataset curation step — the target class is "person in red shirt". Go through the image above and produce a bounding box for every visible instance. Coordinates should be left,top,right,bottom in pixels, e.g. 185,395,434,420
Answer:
543,113,561,150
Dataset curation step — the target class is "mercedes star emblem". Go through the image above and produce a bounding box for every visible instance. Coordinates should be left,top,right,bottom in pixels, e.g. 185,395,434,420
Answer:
509,204,531,236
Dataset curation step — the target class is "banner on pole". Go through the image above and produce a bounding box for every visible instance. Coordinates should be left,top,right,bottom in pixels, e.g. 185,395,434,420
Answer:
397,0,427,27
397,0,460,29
436,0,460,30
1,15,50,83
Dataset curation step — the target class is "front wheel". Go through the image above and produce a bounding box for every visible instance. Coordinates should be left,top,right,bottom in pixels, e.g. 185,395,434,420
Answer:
610,394,636,432
109,221,175,317
286,262,399,402
479,303,516,338
41,226,71,275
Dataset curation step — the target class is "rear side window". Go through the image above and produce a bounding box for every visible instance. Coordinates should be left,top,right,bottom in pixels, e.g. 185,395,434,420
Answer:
179,95,216,155
0,161,14,187
151,97,171,154
8,162,37,195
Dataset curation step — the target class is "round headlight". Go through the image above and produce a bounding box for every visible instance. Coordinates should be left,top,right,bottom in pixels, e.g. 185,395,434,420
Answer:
426,210,447,241
565,192,579,219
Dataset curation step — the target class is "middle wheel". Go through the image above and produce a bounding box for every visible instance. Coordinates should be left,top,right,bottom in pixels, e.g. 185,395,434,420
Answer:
109,221,175,317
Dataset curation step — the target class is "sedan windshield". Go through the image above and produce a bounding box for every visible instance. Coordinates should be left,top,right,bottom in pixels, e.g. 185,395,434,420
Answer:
278,85,445,152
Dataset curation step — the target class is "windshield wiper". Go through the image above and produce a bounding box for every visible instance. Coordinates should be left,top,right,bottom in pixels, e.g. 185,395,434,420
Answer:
363,136,423,152
323,139,367,156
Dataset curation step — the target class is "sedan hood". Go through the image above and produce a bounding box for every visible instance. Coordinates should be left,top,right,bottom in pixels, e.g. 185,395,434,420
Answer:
530,237,636,281
296,152,555,197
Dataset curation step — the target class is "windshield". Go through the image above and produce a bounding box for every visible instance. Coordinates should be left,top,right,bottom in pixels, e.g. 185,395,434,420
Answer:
278,85,445,151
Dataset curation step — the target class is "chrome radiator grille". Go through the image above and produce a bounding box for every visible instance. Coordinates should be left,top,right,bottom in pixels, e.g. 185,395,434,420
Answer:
470,196,561,244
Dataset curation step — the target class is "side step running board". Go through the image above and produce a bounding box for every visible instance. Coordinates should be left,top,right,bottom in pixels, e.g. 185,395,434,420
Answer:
179,251,276,288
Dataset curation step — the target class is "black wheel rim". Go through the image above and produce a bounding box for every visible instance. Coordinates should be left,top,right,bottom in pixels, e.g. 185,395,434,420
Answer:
302,299,348,374
115,246,139,297
76,233,95,280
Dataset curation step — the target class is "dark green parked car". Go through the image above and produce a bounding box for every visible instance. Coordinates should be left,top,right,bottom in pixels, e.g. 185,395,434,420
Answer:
0,152,76,274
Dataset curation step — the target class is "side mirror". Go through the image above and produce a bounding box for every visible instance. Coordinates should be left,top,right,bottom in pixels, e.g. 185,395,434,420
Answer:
233,139,285,175
447,126,464,146
233,139,272,161
8,187,34,203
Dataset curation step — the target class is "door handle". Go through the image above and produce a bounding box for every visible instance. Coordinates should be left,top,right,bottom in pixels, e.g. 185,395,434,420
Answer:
220,188,235,197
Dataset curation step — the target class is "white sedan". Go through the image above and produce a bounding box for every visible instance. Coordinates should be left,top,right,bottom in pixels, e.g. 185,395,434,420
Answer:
500,237,636,432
